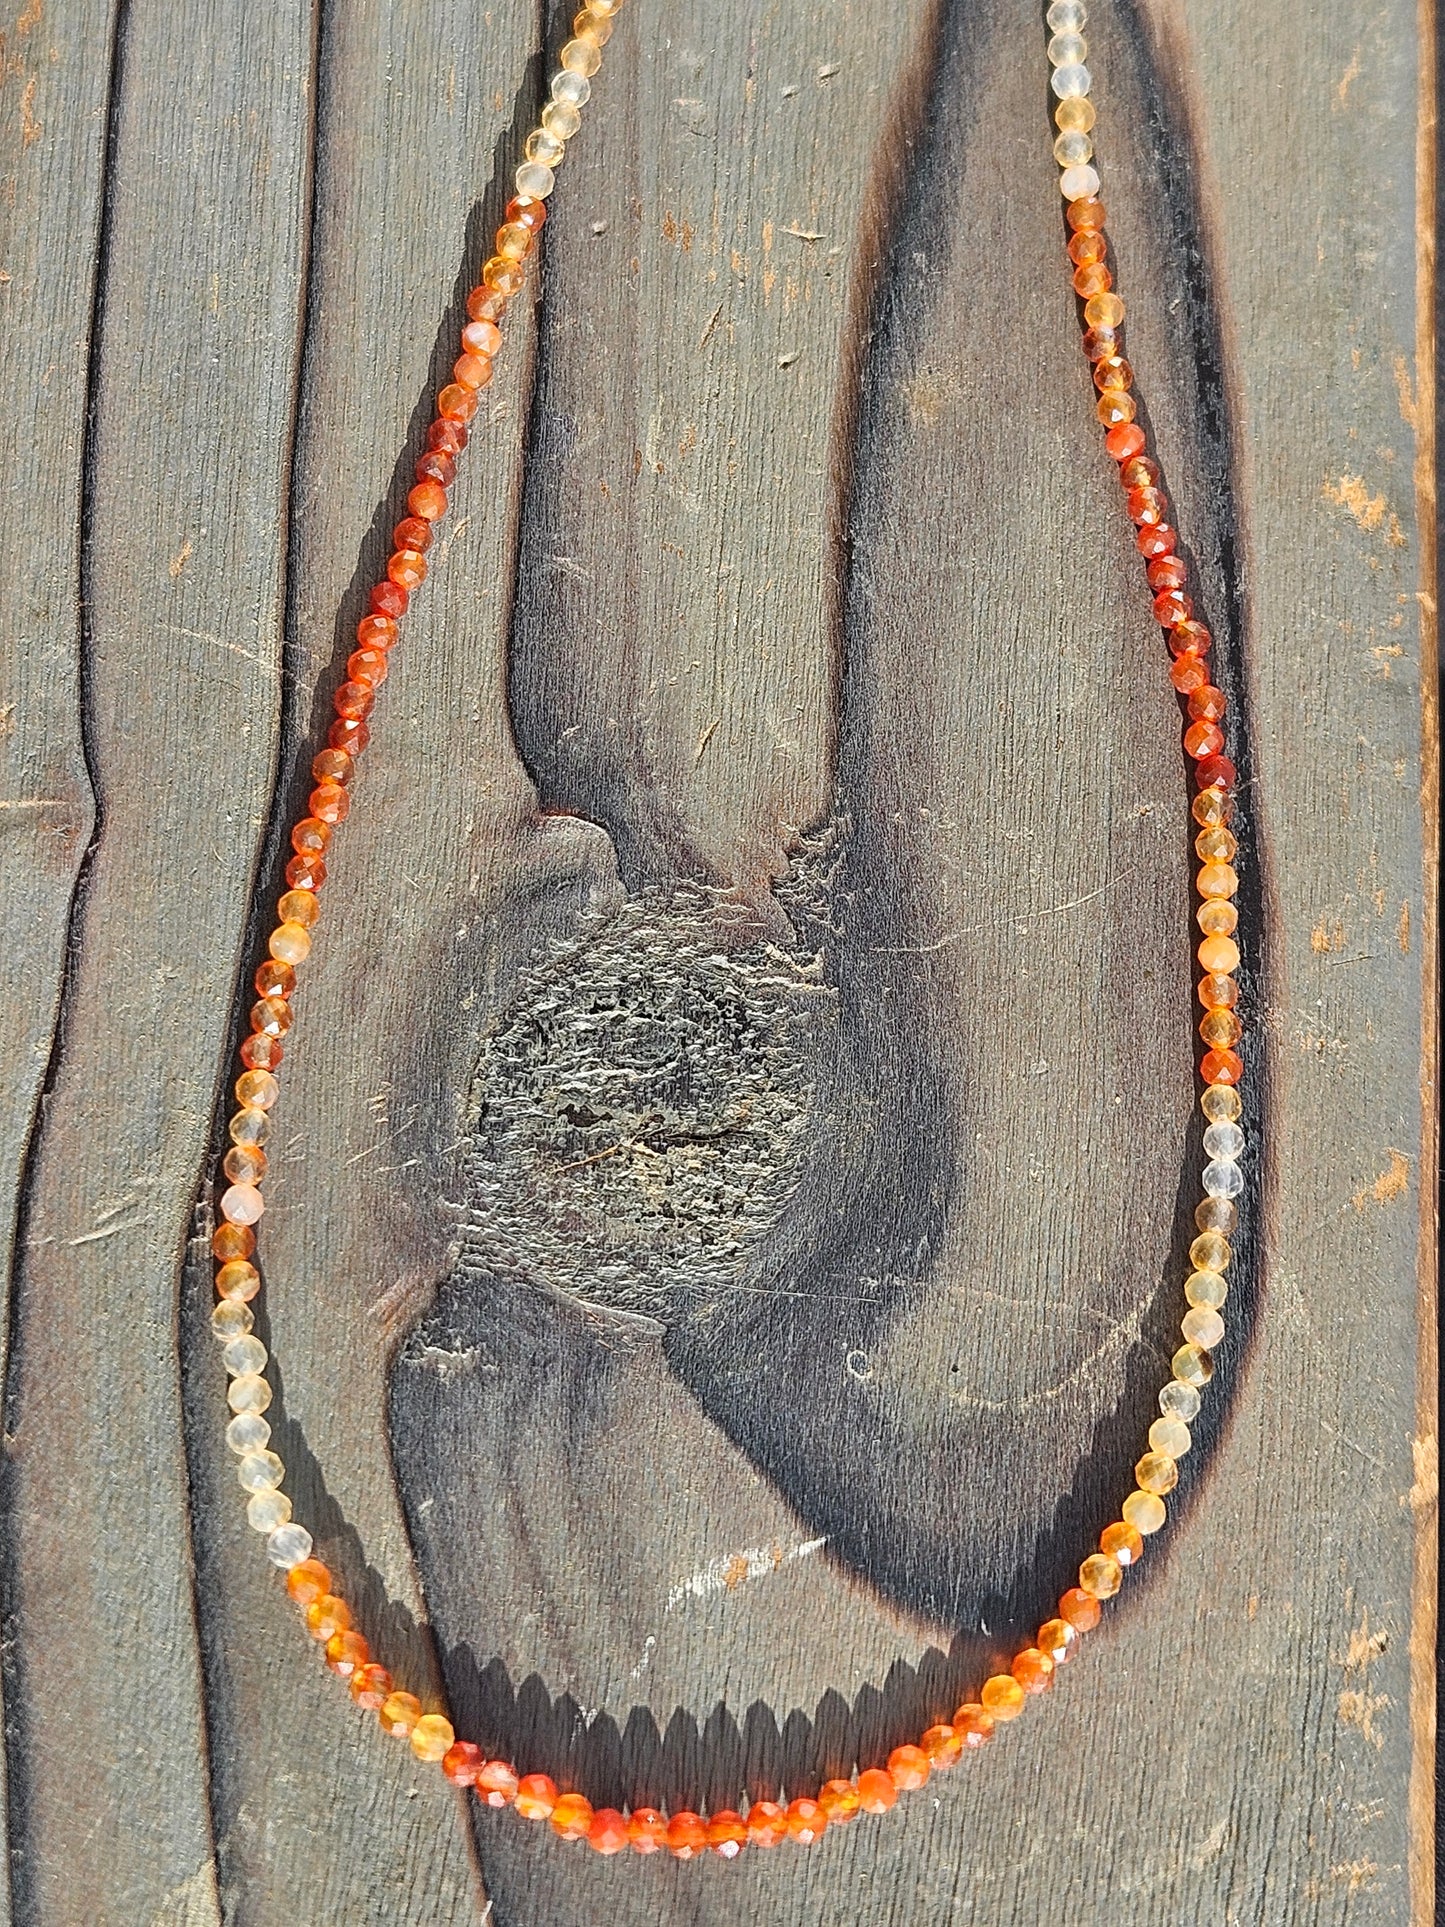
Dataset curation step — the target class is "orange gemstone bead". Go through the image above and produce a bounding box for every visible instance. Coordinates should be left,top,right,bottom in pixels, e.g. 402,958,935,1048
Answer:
1201,1007,1243,1048
887,1744,929,1789
437,384,478,422
1170,652,1209,694
515,1774,559,1820
286,852,328,890
818,1778,862,1823
627,1807,668,1851
784,1798,826,1844
350,1663,392,1710
415,450,456,488
346,648,389,689
291,816,331,856
550,1793,594,1840
1036,1619,1078,1664
333,680,374,721
1105,422,1145,461
370,579,407,619
952,1702,994,1746
286,1559,332,1607
1059,1586,1102,1631
325,1628,369,1678
212,1222,254,1261
587,1808,629,1854
1079,1553,1123,1599
706,1810,748,1857
388,550,427,590
305,1594,352,1642
356,613,396,650
1184,720,1224,759
1199,972,1239,1008
1202,1045,1244,1083
442,1740,482,1786
239,1036,280,1074
744,1800,789,1844
1067,196,1107,229
921,1723,964,1768
215,1259,260,1301
393,514,432,554
505,194,546,232
223,1140,267,1183
378,1691,421,1738
981,1674,1026,1720
1073,261,1112,298
454,353,493,391
666,1810,708,1858
1101,1520,1144,1567
407,480,449,523
1068,227,1107,266
463,318,503,356
1096,389,1136,426
1012,1648,1054,1694
855,1769,897,1813
476,1760,520,1807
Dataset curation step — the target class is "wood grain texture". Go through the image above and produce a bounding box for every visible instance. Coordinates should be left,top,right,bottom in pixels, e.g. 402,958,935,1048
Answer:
0,0,1434,1922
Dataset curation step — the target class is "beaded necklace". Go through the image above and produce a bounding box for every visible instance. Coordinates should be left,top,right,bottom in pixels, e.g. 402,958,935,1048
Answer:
210,0,1246,1861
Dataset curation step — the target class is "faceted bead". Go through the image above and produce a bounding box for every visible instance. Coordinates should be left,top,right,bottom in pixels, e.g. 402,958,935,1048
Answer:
1011,1648,1054,1693
334,680,375,721
1105,423,1146,461
1190,1228,1231,1272
393,515,433,553
1079,1552,1123,1598
247,1489,291,1532
1198,899,1238,937
1136,1451,1179,1494
325,1629,370,1678
277,889,320,933
1129,487,1168,526
415,450,456,488
351,1664,393,1710
1150,1416,1193,1458
226,1412,269,1455
286,1558,331,1606
953,1702,995,1744
239,1034,283,1072
1202,1084,1242,1125
1196,826,1238,863
222,1142,266,1187
495,220,534,262
1054,129,1094,166
379,1691,422,1738
309,780,351,825
270,921,312,968
389,550,427,589
1093,354,1130,390
744,1798,791,1841
266,1522,313,1569
560,35,602,73
1198,934,1240,974
1149,557,1189,593
1067,197,1107,230
1185,1268,1228,1309
407,481,449,523
666,1810,708,1857
525,128,567,168
1084,291,1124,330
1160,1377,1202,1421
1198,861,1238,900
1171,654,1209,695
854,1770,896,1814
346,649,388,690
981,1674,1026,1719
1073,261,1111,299
1193,785,1231,827
216,1259,260,1302
783,1798,826,1845
1100,1520,1143,1567
1196,752,1237,790
437,384,478,422
921,1723,964,1768
465,286,509,325
453,353,493,391
1048,31,1087,63
228,1372,271,1415
706,1811,747,1857
291,816,331,856
1051,62,1092,99
236,1068,280,1111
1184,720,1224,759
249,1000,289,1042
212,1222,254,1261
1081,326,1118,360
818,1777,863,1821
1183,1304,1226,1349
1096,390,1135,426
220,1184,264,1227
442,1740,483,1786
463,318,503,356
588,1808,630,1853
1201,1048,1244,1087
1123,1488,1167,1534
549,1792,593,1839
1138,523,1177,558
1036,1620,1077,1664
505,194,548,230
1173,1341,1214,1385
515,1774,559,1820
476,1759,520,1807
1189,684,1228,722
1200,1008,1243,1049
370,579,408,619
1172,619,1213,658
1059,1586,1102,1630
887,1744,929,1789
1061,163,1102,201
287,851,328,889
237,1448,284,1491
411,1713,455,1763
1119,453,1160,489
1055,91,1095,130
1069,228,1107,267
305,1593,352,1641
1198,972,1239,1009
1156,589,1194,628
255,959,296,1000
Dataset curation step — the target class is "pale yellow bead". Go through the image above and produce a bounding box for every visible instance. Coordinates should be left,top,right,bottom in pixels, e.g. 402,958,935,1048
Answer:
560,35,602,74
238,1449,285,1493
1172,1342,1213,1386
542,99,582,140
515,160,555,199
268,920,312,967
1198,899,1239,937
1190,1229,1231,1271
1149,1416,1192,1459
229,1107,271,1147
227,1372,272,1415
247,1488,292,1533
1182,1304,1225,1350
525,127,566,168
222,1333,267,1378
211,1300,254,1342
1054,94,1095,132
225,1412,270,1455
1201,1081,1241,1124
1135,1451,1178,1495
1079,1552,1122,1599
1197,862,1238,899
1122,1488,1166,1535
1185,1268,1228,1309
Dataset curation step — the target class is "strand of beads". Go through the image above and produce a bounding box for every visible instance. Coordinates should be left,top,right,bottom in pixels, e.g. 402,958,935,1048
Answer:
1044,0,1243,1567
206,0,1246,1864
209,1,624,1567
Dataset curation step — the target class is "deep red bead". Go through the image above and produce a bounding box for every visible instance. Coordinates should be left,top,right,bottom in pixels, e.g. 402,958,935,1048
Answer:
415,451,456,488
1137,523,1177,559
1147,555,1189,592
1196,753,1236,791
328,717,370,755
427,418,468,456
369,580,407,619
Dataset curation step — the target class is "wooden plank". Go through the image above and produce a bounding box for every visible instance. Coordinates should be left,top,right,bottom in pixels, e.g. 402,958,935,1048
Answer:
0,0,314,1915
0,1,115,1908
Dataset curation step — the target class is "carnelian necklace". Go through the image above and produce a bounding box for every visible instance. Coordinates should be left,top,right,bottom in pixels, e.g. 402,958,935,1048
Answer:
210,0,1246,1860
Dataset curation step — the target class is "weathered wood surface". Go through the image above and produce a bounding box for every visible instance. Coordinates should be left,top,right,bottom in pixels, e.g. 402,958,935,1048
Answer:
0,0,1434,1921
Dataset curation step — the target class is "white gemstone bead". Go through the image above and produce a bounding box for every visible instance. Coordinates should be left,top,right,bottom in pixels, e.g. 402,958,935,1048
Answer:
1053,129,1093,165
1203,1121,1245,1160
225,1412,271,1456
1060,163,1101,201
515,160,555,200
246,1488,292,1533
266,1523,313,1570
227,1373,272,1416
211,1300,253,1343
222,1333,268,1378
1051,62,1091,98
1046,0,1086,29
1159,1380,1201,1422
1047,32,1087,65
238,1450,285,1493
1202,1157,1244,1198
